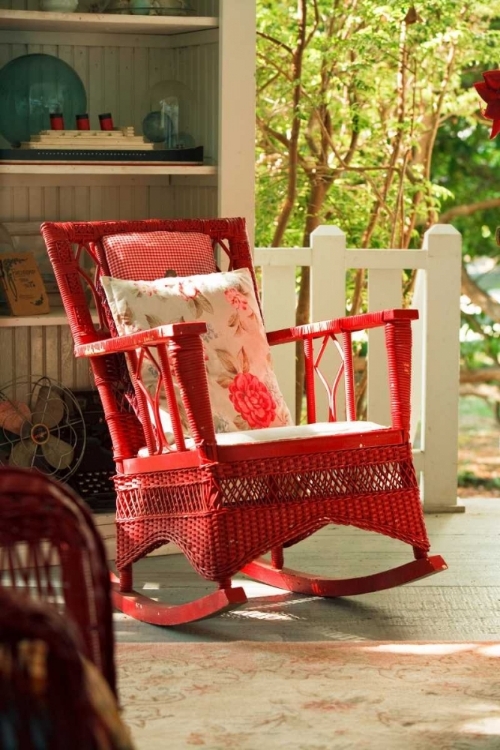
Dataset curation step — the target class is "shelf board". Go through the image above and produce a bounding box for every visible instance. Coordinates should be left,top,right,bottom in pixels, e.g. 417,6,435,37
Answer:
0,9,218,35
0,163,217,176
0,308,100,327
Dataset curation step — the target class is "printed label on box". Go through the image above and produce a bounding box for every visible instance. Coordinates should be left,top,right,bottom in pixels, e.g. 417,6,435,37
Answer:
0,251,50,316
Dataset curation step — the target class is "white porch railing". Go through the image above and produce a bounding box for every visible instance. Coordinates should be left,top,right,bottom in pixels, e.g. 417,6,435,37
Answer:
255,224,463,513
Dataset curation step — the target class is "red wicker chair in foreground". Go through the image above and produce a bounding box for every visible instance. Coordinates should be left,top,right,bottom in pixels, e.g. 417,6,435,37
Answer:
0,467,116,694
0,587,134,750
40,217,447,626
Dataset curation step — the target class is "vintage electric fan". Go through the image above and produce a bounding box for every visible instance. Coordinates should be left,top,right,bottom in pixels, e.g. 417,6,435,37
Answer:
0,376,85,481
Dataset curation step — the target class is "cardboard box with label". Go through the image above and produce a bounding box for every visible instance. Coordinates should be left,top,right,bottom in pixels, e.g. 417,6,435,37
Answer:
0,252,50,316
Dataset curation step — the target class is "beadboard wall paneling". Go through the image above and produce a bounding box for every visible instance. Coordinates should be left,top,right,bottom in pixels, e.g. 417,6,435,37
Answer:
0,182,217,222
0,326,93,390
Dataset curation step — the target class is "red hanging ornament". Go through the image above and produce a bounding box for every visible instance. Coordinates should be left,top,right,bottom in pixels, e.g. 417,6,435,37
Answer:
474,69,500,139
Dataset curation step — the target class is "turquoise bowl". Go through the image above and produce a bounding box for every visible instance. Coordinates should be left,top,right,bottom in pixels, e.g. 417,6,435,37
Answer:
0,53,87,146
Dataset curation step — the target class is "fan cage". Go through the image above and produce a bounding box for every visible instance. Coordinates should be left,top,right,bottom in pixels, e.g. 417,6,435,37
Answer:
0,376,86,482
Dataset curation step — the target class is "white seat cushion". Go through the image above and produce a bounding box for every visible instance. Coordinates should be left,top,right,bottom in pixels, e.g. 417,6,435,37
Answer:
214,420,387,446
138,420,388,456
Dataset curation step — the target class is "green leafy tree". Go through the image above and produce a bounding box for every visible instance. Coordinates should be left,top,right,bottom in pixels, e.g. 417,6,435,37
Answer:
256,0,500,418
433,114,500,402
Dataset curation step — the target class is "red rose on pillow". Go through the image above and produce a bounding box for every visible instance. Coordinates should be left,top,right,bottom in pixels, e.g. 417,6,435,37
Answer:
225,288,249,311
228,372,276,428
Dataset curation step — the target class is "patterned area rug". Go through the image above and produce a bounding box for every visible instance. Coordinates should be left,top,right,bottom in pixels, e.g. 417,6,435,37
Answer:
117,641,500,750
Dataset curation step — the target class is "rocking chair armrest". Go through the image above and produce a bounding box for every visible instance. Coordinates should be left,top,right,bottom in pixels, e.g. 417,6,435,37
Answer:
74,321,207,358
74,320,217,460
267,308,418,430
266,309,418,346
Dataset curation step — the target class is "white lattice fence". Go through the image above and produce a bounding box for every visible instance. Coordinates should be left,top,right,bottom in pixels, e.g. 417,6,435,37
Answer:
255,224,462,513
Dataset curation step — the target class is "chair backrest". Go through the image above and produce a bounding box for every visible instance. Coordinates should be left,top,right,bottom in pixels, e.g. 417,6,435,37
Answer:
41,218,256,462
0,467,116,695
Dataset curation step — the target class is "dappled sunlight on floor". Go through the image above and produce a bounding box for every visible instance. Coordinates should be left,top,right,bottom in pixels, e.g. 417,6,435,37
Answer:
365,643,493,655
460,717,500,736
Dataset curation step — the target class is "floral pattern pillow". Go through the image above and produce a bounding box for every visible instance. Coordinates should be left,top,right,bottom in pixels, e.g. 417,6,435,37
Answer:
101,268,293,437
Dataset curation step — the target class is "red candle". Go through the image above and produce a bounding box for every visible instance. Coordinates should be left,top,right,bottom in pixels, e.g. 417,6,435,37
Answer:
99,113,114,131
76,113,90,130
50,113,65,130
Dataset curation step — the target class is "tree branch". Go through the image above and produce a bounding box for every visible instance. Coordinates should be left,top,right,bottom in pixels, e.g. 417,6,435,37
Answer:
461,265,500,324
256,31,293,56
439,198,500,223
460,367,500,385
271,0,308,247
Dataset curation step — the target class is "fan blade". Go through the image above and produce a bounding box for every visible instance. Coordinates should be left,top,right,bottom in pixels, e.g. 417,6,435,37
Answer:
8,439,37,468
42,435,74,470
0,401,31,435
32,385,65,428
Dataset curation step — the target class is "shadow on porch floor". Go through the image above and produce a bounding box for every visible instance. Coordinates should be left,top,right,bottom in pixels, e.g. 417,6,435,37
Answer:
113,497,500,645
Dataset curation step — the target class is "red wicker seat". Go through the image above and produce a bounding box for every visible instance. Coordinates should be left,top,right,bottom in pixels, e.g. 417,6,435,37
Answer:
40,217,447,626
0,467,115,693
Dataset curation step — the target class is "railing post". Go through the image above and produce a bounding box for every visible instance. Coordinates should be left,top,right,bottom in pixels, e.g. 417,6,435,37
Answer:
410,269,425,448
419,224,463,512
260,255,297,420
310,226,346,421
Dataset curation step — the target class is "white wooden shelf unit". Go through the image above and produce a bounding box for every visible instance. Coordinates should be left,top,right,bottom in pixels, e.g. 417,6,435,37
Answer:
0,0,256,391
0,8,218,33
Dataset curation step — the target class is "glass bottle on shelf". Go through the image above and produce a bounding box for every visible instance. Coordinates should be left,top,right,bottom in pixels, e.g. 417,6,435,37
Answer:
143,80,197,149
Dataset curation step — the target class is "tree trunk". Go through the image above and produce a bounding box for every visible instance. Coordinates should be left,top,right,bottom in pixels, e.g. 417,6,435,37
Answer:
295,178,329,423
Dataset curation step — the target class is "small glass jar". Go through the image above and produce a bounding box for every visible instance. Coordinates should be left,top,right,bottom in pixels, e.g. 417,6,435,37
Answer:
146,80,197,148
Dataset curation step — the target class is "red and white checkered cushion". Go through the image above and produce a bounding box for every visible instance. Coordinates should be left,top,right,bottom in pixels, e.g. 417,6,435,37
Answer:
101,231,217,281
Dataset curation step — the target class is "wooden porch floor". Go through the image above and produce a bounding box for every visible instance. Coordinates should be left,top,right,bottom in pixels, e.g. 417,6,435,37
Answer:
113,497,500,644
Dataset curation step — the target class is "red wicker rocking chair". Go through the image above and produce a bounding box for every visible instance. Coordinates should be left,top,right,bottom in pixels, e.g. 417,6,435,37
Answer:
40,217,446,626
